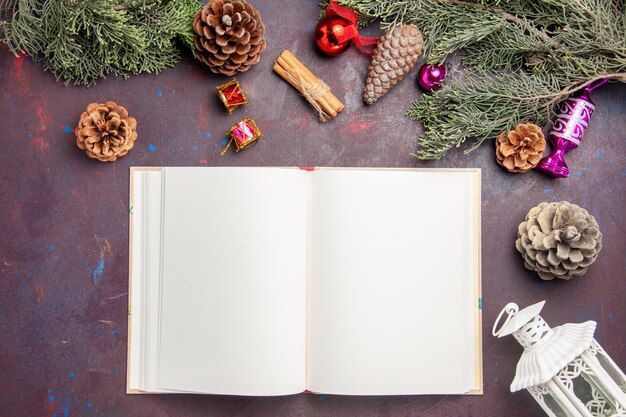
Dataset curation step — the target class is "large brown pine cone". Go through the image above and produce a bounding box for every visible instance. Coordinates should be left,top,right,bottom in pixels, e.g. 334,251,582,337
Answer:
75,102,137,162
515,201,602,280
364,24,424,105
193,0,266,76
495,123,546,173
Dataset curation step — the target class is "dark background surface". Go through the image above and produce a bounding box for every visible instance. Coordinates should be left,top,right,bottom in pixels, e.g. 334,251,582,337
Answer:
0,1,624,416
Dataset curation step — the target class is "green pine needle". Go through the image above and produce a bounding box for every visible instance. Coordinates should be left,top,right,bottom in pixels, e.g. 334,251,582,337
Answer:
407,71,560,159
0,0,201,86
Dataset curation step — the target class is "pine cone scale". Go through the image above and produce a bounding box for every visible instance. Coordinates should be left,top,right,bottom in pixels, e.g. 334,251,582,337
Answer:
222,43,237,54
211,0,223,14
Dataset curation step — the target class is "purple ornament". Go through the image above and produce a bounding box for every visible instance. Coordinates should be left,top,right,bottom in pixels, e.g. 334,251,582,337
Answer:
536,80,607,178
417,63,447,91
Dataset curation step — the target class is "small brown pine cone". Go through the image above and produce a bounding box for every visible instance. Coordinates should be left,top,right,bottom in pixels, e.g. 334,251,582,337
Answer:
193,0,266,76
364,24,424,105
515,201,602,280
75,101,137,162
495,123,546,173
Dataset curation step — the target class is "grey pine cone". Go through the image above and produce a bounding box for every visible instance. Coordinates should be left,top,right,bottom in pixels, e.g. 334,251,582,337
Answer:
515,201,602,280
364,24,424,105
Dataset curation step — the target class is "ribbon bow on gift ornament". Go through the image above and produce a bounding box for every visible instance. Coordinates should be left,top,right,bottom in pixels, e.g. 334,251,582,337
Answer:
314,0,377,56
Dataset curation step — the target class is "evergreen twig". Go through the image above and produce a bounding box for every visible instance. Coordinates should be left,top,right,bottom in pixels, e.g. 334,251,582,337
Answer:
0,0,201,86
331,0,626,159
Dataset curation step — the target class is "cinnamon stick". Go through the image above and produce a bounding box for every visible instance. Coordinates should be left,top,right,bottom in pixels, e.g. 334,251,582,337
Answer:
279,52,344,114
273,50,344,121
273,62,337,119
281,50,344,113
275,56,337,119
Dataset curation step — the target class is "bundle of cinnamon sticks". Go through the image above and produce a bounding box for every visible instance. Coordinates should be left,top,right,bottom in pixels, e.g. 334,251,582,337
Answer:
273,50,344,122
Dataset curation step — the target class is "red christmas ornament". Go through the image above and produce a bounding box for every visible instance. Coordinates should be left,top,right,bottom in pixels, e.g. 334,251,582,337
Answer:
314,0,377,56
315,15,353,56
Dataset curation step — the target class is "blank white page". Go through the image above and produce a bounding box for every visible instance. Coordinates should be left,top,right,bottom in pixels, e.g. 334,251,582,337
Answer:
128,169,165,393
157,167,308,395
307,168,479,395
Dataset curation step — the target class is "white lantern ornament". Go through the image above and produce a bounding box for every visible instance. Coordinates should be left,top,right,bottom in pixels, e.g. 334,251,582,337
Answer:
493,301,626,417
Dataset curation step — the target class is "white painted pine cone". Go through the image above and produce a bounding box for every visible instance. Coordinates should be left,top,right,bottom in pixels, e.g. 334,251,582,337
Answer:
515,201,602,280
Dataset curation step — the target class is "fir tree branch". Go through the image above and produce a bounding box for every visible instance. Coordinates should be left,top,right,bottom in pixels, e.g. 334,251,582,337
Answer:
434,0,518,23
0,0,201,86
408,71,561,159
332,0,626,159
477,73,626,104
433,0,559,48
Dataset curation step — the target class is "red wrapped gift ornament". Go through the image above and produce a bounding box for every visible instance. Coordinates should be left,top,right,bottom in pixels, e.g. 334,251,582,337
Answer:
221,117,263,155
216,79,248,113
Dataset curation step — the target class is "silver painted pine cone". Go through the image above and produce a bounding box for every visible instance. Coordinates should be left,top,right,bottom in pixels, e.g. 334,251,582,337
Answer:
515,201,602,280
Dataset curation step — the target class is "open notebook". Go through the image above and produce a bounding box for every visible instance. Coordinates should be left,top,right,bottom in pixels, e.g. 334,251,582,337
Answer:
127,167,482,396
